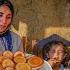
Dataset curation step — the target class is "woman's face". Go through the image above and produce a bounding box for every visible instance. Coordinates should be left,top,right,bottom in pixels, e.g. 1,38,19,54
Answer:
48,44,65,65
0,5,12,34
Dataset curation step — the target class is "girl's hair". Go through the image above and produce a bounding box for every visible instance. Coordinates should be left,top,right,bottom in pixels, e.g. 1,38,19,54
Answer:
0,0,14,17
42,41,67,60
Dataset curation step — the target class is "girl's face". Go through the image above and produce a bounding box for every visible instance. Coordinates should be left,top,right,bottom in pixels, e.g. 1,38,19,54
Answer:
0,5,12,34
48,44,65,65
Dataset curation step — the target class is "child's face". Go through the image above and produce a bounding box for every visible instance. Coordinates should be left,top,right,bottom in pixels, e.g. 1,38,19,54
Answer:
0,5,12,34
48,44,65,64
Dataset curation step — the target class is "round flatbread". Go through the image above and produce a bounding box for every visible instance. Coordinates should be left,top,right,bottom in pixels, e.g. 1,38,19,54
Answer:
14,51,25,57
3,51,13,59
16,63,31,70
14,51,26,63
2,59,14,68
28,56,44,69
14,56,26,63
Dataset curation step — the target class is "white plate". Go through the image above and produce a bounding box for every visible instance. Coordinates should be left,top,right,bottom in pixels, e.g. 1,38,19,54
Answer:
25,54,53,70
39,61,53,70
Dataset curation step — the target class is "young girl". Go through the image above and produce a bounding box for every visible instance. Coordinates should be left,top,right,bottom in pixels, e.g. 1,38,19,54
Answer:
43,41,68,70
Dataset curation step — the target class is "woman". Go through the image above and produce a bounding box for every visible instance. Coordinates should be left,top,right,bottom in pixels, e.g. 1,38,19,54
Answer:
0,0,24,53
42,41,68,70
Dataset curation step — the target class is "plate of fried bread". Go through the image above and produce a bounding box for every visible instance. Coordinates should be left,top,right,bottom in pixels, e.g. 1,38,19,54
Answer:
0,51,46,70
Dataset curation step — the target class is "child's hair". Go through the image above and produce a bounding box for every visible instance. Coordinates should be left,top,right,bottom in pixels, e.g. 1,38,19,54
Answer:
0,0,14,17
42,40,67,60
